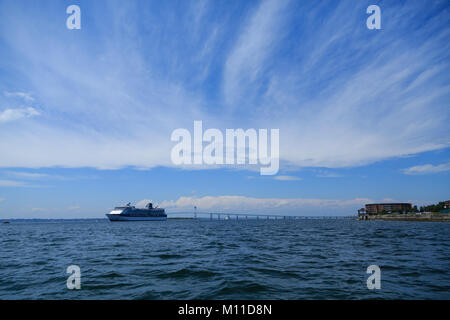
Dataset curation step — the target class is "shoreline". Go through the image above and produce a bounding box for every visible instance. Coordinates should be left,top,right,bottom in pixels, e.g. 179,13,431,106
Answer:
358,213,450,222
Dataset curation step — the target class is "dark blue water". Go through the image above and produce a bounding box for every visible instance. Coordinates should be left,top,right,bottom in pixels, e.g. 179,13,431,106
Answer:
0,219,449,299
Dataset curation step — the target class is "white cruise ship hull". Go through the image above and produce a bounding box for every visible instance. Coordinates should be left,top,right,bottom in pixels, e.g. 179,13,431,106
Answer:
106,214,167,221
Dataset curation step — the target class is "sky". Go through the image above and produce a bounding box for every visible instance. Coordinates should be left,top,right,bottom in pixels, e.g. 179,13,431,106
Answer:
0,0,449,218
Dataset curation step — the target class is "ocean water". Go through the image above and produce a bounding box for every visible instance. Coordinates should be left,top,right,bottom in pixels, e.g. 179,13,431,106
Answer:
0,218,449,299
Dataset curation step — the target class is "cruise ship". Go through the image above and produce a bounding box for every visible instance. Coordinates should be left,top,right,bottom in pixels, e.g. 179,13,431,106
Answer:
106,202,167,221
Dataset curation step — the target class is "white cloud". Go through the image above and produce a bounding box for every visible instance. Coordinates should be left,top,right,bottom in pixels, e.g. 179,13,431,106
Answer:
0,179,46,188
316,171,343,178
160,195,374,215
0,179,27,187
2,171,76,180
0,107,39,123
5,172,49,179
402,162,450,175
224,0,289,106
4,91,34,101
0,197,4,202
273,175,302,181
0,1,448,171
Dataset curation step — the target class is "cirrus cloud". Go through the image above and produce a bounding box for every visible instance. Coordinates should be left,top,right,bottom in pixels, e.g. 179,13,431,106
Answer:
0,107,39,123
4,91,34,102
0,0,448,171
273,175,302,181
402,162,450,175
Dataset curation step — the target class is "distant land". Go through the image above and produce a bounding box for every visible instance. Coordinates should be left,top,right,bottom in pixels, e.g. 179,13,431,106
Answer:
358,201,450,222
359,212,450,222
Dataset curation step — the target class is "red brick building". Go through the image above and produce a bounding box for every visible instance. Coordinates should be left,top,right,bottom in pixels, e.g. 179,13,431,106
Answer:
365,203,412,215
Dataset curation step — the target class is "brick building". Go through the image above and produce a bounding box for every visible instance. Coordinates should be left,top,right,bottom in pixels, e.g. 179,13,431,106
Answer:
365,203,412,215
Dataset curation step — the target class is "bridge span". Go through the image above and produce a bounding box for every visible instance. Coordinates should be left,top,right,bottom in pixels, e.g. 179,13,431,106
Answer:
167,212,347,220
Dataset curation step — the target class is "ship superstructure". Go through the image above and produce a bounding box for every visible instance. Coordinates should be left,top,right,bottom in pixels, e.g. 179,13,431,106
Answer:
106,202,167,221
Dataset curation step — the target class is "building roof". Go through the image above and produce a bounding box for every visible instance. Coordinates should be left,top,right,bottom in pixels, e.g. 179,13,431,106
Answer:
365,203,411,206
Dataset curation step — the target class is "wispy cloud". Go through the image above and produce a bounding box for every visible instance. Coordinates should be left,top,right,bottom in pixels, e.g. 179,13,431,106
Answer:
224,0,289,106
0,179,27,187
273,175,302,181
316,171,343,178
4,91,34,101
0,178,48,188
1,171,78,181
0,1,448,171
4,172,49,179
0,107,39,123
402,162,450,175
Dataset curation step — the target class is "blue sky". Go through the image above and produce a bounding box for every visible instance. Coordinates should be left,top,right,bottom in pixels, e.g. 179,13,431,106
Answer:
0,0,449,218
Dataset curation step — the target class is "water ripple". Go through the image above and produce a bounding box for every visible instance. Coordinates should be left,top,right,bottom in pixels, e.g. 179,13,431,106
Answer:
0,219,449,299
